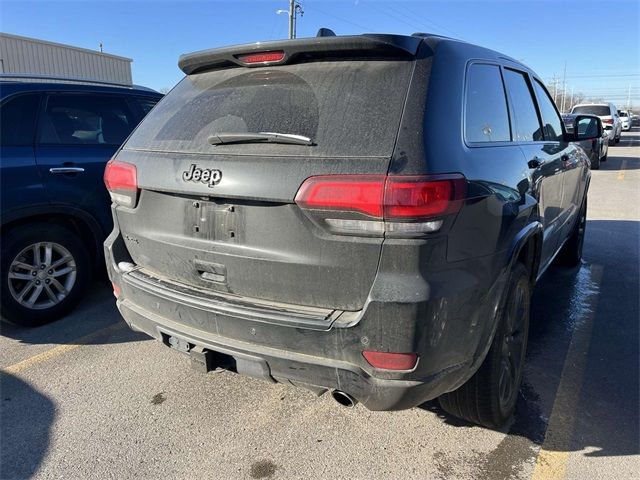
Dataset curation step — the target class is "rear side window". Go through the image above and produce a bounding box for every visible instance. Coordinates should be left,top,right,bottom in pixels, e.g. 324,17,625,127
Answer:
0,93,40,146
39,94,137,145
533,80,564,141
572,105,610,116
503,69,543,142
465,64,510,143
124,60,414,157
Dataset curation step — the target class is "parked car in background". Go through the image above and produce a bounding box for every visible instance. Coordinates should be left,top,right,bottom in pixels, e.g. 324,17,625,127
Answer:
618,110,631,131
104,32,597,428
631,112,640,127
562,114,607,169
571,103,621,145
0,76,162,326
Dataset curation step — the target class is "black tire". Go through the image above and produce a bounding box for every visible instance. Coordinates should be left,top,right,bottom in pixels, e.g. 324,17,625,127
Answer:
438,262,530,428
601,152,608,162
1,223,90,327
555,197,587,267
591,156,600,170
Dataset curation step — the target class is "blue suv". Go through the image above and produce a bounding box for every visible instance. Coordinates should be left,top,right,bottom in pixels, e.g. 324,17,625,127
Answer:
0,76,162,326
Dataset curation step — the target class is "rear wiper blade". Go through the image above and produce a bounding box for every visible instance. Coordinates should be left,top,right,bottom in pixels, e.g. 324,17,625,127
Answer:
208,132,313,146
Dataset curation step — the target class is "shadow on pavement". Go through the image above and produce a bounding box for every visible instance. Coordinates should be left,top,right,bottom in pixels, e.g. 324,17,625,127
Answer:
421,220,639,462
1,280,148,346
0,372,55,479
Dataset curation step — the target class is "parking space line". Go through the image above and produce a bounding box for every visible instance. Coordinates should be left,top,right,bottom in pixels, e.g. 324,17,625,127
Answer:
1,322,126,374
530,264,603,480
617,159,627,181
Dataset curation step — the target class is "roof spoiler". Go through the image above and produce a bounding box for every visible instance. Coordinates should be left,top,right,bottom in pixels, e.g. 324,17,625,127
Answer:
178,34,423,75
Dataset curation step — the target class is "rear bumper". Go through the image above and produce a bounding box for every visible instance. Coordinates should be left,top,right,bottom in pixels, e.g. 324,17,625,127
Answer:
105,225,508,411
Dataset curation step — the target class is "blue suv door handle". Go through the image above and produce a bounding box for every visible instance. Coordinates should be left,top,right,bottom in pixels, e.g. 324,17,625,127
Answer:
49,167,85,174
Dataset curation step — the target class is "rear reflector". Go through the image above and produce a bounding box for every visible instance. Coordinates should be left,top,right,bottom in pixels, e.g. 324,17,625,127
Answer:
294,174,466,231
104,160,138,208
236,51,285,64
362,351,418,370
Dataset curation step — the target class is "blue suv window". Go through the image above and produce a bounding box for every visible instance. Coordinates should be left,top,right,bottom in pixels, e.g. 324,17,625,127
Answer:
39,94,136,145
465,64,511,143
0,94,40,146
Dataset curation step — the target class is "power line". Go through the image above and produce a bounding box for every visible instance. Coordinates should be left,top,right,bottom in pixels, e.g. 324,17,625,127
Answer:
304,4,375,32
383,1,462,38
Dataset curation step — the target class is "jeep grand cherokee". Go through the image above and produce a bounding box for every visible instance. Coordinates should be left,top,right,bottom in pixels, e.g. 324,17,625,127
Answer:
104,32,596,427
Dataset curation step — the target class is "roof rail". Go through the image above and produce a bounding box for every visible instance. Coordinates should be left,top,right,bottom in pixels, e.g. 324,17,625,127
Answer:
0,73,133,88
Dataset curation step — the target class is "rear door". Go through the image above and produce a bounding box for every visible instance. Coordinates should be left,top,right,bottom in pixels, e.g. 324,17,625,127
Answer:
503,68,565,268
0,92,47,215
113,58,415,311
35,93,139,233
531,78,584,241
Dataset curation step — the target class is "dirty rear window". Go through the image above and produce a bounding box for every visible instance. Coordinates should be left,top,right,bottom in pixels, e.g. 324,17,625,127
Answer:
124,59,414,157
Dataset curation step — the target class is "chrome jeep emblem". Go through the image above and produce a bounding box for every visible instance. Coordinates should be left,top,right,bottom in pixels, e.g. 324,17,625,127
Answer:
182,164,222,188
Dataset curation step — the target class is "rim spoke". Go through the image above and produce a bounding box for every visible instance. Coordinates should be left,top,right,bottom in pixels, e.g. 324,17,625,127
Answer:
17,281,35,302
50,278,68,296
25,284,44,307
8,271,33,280
50,255,73,270
44,243,53,266
12,261,36,272
52,265,75,278
44,283,59,303
33,244,42,267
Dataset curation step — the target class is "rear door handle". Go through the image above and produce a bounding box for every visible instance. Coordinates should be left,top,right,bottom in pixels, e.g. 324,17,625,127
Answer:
49,167,85,174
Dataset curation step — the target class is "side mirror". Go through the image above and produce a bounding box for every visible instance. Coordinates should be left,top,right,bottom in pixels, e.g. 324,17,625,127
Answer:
573,115,601,141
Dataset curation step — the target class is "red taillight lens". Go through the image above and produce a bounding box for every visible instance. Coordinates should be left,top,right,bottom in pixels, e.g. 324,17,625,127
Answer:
104,160,138,207
236,51,285,64
294,174,466,221
384,176,466,219
602,118,613,124
362,351,418,370
111,282,121,298
294,175,385,217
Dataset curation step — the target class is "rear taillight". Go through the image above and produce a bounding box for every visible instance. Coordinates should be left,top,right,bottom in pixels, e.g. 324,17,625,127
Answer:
362,351,418,370
236,50,285,65
294,174,466,236
104,159,138,208
602,118,613,124
111,282,121,298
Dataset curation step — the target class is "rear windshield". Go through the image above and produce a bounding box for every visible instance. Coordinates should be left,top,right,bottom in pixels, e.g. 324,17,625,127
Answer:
619,111,628,117
124,59,414,157
572,105,610,116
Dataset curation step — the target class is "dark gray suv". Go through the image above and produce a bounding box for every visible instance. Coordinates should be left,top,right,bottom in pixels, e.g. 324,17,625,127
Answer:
104,33,597,427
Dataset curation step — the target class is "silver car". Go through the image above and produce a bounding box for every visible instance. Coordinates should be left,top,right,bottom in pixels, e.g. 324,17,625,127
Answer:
571,102,621,145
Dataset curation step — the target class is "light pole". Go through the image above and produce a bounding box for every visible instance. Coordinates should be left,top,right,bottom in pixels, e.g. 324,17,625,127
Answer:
277,0,303,39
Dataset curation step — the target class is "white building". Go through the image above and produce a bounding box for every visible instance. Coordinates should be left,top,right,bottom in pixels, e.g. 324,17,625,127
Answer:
0,32,132,85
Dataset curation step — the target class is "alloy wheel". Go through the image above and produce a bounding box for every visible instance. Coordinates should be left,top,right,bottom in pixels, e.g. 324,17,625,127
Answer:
7,242,77,310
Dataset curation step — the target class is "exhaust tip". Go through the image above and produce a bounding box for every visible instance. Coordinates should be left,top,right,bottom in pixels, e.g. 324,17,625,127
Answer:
331,390,357,408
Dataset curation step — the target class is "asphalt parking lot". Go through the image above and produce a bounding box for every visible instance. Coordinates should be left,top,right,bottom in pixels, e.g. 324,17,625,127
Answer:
1,131,638,480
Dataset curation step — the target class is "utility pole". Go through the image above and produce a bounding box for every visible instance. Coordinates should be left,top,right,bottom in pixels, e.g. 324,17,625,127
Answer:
552,75,559,105
287,0,303,39
560,62,567,113
569,86,574,111
627,84,632,110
